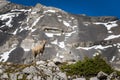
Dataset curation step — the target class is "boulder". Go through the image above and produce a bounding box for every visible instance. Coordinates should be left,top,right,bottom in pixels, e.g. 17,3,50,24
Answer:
97,71,108,80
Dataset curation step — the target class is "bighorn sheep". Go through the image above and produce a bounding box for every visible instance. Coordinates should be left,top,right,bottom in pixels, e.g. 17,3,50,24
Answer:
32,40,46,59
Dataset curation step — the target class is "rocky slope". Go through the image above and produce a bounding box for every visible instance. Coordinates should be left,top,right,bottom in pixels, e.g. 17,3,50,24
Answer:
0,0,120,71
0,61,68,80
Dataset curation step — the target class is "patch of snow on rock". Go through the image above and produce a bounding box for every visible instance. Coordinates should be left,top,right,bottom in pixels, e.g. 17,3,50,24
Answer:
93,52,100,57
11,44,17,48
94,21,118,30
71,17,74,20
117,43,120,48
118,49,120,52
0,47,16,62
12,29,18,35
11,9,31,12
53,58,62,62
76,45,112,50
51,39,58,45
36,61,46,65
110,56,116,62
83,22,91,26
63,21,71,27
0,25,5,28
48,13,52,16
58,19,62,22
57,15,62,18
31,29,37,32
56,53,64,59
104,34,120,40
45,32,61,37
44,10,56,13
24,49,30,52
31,15,44,27
0,13,17,27
73,25,77,29
31,11,37,14
94,45,112,49
56,53,59,57
59,55,64,59
58,42,65,48
65,31,76,37
108,31,113,33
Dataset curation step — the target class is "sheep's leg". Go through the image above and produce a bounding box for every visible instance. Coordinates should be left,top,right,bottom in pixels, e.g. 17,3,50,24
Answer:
34,51,38,62
32,50,35,61
32,56,35,63
39,50,44,60
38,53,41,61
39,54,40,61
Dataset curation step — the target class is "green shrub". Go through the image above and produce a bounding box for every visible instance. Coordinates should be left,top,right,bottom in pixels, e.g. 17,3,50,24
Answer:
60,55,113,77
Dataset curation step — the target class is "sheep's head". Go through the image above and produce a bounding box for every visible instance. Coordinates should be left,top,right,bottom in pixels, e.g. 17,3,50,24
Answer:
40,40,47,44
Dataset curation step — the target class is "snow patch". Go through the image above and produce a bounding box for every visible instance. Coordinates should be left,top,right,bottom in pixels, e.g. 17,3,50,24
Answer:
117,46,120,48
68,20,72,23
71,17,74,20
58,19,62,22
0,25,5,28
24,49,30,52
58,15,62,18
118,49,120,52
45,33,61,37
31,15,44,27
48,14,52,16
12,29,18,35
76,45,112,50
58,42,65,48
31,11,37,14
56,53,64,59
0,13,20,27
117,43,120,48
53,58,62,62
19,27,24,32
56,53,59,57
26,17,30,22
59,55,64,59
11,9,31,12
44,10,56,13
11,44,17,48
93,52,100,57
104,34,120,40
108,31,112,33
65,31,76,37
0,48,16,62
19,25,33,32
31,29,37,32
51,39,58,45
84,23,89,26
73,25,77,29
110,56,116,62
94,21,118,31
63,21,70,27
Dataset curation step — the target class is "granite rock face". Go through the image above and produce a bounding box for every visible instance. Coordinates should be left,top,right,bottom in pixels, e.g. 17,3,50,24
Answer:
0,1,120,70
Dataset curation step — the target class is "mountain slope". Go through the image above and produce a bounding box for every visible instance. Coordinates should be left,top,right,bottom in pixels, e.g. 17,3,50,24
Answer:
0,0,120,70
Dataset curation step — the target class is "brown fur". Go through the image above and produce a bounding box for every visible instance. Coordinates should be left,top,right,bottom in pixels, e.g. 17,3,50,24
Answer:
32,40,46,58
